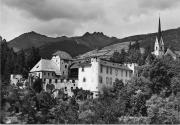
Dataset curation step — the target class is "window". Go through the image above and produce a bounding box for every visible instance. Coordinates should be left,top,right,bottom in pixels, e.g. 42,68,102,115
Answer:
72,80,75,83
74,84,75,86
65,65,67,68
99,76,103,83
65,87,67,91
48,73,50,76
49,79,52,83
82,67,84,72
129,72,132,77
44,72,46,75
126,71,128,77
44,79,46,82
110,67,112,74
55,79,58,83
110,78,112,85
106,77,109,84
83,77,86,82
121,70,123,77
106,67,109,74
71,87,73,91
100,65,103,73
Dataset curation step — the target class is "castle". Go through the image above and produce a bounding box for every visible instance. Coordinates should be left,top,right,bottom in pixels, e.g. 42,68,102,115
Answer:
28,17,180,98
29,50,134,98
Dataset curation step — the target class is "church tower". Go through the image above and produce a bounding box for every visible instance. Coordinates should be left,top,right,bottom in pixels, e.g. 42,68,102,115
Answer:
153,17,164,57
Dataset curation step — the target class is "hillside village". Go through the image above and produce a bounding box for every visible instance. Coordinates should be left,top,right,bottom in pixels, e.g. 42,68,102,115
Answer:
1,18,180,124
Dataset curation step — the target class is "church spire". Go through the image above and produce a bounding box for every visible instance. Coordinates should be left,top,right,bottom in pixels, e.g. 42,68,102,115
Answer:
158,16,162,42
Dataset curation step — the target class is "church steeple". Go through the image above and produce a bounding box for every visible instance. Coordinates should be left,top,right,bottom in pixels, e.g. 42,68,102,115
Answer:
152,16,165,58
158,17,162,42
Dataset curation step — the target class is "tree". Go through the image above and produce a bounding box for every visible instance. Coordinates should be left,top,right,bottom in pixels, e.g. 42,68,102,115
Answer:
146,95,180,124
112,79,124,98
26,47,41,71
72,88,92,101
138,58,173,96
32,78,43,93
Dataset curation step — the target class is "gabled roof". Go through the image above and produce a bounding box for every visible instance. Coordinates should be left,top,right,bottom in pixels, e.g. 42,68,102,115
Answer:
165,48,176,57
165,48,180,59
174,51,180,57
52,51,72,60
30,59,61,75
70,61,91,69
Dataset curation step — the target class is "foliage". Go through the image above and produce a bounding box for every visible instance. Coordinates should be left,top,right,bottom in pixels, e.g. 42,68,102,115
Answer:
110,41,146,65
72,88,93,100
32,78,43,93
146,94,180,124
1,40,41,81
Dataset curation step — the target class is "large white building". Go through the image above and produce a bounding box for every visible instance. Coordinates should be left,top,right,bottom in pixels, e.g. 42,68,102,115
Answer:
76,57,133,97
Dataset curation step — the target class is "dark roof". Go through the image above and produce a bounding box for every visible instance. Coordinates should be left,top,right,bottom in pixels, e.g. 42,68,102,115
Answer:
52,50,72,60
70,61,91,69
100,60,132,71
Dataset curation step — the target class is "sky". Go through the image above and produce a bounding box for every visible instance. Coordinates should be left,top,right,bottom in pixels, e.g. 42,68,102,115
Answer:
1,0,180,41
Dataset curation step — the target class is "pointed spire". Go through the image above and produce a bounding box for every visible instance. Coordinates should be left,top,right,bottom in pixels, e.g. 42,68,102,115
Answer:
158,16,162,42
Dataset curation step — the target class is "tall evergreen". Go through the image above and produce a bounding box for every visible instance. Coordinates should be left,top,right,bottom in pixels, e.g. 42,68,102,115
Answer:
26,47,41,71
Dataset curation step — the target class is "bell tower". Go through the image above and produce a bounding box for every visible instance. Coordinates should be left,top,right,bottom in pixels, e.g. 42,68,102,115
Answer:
153,17,164,57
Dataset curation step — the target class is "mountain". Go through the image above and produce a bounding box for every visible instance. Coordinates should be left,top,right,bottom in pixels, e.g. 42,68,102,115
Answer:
8,31,52,52
8,31,117,58
73,32,118,49
107,27,180,51
8,27,180,58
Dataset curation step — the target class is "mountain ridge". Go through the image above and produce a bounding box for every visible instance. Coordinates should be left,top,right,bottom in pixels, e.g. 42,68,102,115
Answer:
7,27,180,58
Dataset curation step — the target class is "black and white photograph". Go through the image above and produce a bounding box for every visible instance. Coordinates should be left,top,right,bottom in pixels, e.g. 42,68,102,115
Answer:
1,0,180,124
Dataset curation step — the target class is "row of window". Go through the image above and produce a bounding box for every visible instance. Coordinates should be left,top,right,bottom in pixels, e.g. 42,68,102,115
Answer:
64,86,78,92
44,78,58,83
100,65,131,77
44,78,76,84
43,72,55,77
99,76,113,85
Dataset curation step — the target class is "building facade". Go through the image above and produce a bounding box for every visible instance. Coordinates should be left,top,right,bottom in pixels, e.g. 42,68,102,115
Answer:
78,57,133,97
29,51,77,97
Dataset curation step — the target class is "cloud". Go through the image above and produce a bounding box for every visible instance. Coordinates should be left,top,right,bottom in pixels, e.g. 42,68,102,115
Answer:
2,0,104,21
35,19,82,37
138,0,180,10
1,0,180,41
